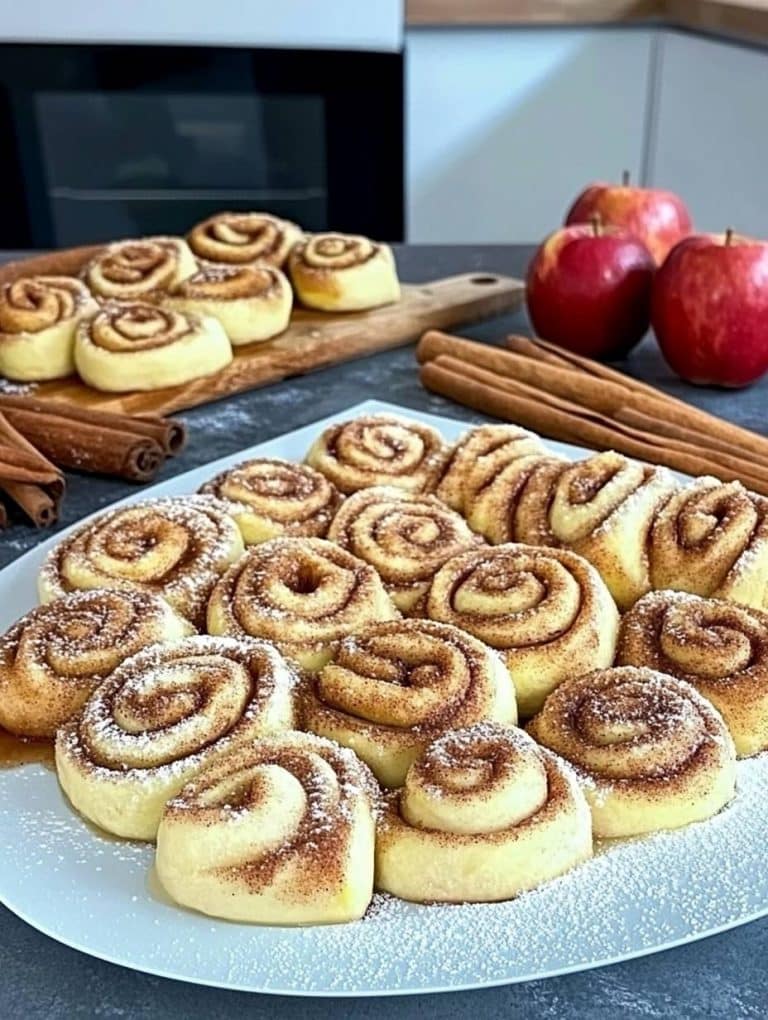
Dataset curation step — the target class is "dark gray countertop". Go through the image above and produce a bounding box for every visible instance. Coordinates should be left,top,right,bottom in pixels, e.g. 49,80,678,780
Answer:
1,246,766,1018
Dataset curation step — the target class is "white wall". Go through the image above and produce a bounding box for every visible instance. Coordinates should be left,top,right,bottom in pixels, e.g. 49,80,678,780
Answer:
406,28,654,243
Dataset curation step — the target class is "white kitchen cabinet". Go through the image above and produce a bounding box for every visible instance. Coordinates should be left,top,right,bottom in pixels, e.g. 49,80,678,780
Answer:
648,31,768,236
406,27,654,243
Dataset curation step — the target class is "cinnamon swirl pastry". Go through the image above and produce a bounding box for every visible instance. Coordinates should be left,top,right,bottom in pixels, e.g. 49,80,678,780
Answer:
618,590,768,757
327,487,481,612
163,263,292,345
207,537,399,670
39,495,244,628
0,276,98,381
0,589,193,738
649,477,768,609
424,544,619,717
74,301,233,392
288,233,400,311
156,731,378,924
515,451,678,610
436,423,550,513
466,454,569,546
56,635,300,839
83,236,197,299
527,666,737,837
375,722,592,903
187,211,302,269
307,413,449,496
305,619,516,787
199,457,341,545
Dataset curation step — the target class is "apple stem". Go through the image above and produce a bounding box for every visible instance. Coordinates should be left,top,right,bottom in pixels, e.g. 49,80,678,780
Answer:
622,170,630,186
590,214,602,237
725,228,733,246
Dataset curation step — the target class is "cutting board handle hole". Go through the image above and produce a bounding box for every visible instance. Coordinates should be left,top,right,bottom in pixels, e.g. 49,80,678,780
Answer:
470,275,499,286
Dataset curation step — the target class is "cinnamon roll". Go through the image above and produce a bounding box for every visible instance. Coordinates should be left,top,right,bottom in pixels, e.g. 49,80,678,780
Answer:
199,457,341,545
73,301,233,393
618,590,768,757
0,589,193,738
436,423,549,513
288,233,400,311
466,454,569,546
187,211,302,269
649,477,768,609
424,544,619,717
156,731,378,924
327,486,482,612
207,537,399,670
304,619,516,787
0,276,98,381
39,495,244,628
516,451,678,610
83,236,197,299
527,666,737,837
375,722,592,903
163,263,292,345
55,635,300,840
307,413,449,496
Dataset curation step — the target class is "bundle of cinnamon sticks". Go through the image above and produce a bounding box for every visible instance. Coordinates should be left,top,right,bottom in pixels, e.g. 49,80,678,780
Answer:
418,330,768,495
0,396,186,527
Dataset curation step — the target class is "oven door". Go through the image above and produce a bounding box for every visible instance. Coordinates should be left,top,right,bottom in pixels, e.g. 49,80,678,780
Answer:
0,44,403,247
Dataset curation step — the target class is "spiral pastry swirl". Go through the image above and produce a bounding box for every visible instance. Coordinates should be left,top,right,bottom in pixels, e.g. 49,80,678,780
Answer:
155,731,378,924
199,457,342,545
74,301,232,392
0,589,193,738
327,486,482,612
0,276,97,381
618,590,768,757
375,721,592,903
436,423,550,513
424,544,619,717
288,233,400,311
39,495,245,628
163,263,292,345
83,236,197,299
527,666,737,837
187,211,302,268
649,477,768,609
55,635,300,839
306,413,449,496
304,619,516,787
207,537,399,670
466,454,569,546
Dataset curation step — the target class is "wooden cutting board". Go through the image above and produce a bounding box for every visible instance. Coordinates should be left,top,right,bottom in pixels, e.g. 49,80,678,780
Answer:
9,268,524,417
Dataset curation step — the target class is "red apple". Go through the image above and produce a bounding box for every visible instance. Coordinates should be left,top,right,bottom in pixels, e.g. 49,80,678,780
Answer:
566,174,692,265
652,230,768,387
526,221,655,360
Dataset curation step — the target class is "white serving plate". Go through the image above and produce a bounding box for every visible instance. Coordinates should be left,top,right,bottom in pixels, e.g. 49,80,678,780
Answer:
0,398,766,997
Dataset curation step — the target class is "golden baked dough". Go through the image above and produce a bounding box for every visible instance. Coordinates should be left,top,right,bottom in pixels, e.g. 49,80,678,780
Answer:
187,211,302,268
156,731,378,924
199,457,341,545
527,665,737,837
288,233,400,311
163,263,292,345
424,543,619,717
649,477,768,609
55,635,300,840
0,276,98,381
618,589,768,757
83,236,196,299
375,722,592,903
207,537,399,670
327,486,482,612
38,495,244,628
306,413,449,495
0,589,193,738
304,618,516,787
74,301,233,392
465,454,568,545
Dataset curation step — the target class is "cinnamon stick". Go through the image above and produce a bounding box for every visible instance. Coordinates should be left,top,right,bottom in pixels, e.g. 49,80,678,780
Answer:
0,413,64,526
421,356,768,495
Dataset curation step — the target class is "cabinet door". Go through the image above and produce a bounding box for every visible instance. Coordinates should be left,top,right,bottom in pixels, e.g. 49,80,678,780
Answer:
649,31,768,236
407,28,653,243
